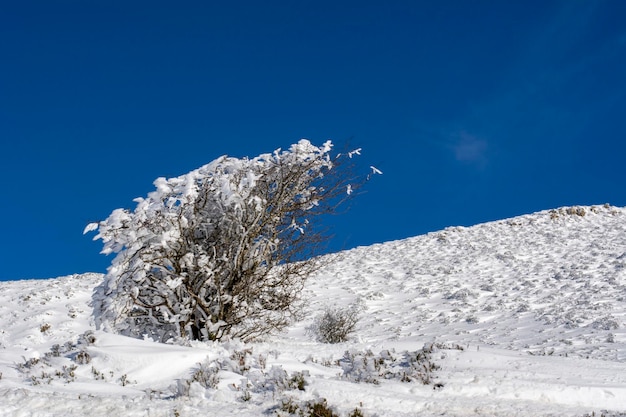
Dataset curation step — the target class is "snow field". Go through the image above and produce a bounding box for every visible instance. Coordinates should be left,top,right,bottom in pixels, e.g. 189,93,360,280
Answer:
1,204,626,416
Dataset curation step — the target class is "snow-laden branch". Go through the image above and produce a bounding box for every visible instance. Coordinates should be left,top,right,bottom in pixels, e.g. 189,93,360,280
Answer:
86,139,374,342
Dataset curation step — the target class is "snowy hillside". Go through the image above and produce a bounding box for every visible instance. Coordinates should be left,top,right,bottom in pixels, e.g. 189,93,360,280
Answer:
2,204,626,416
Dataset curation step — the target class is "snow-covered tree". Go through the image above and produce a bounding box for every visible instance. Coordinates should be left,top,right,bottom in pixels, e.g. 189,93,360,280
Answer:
86,140,370,342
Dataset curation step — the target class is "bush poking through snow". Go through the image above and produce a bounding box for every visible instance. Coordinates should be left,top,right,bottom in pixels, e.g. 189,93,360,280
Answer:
18,332,125,386
307,399,338,417
75,350,91,365
173,346,311,400
119,373,136,386
278,398,339,417
550,206,589,219
277,398,366,417
339,344,445,385
348,409,365,417
190,362,220,389
80,330,97,345
175,360,220,396
307,304,361,343
591,315,620,331
86,140,372,342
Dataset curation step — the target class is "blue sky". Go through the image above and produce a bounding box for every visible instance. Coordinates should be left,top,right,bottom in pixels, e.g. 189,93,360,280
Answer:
2,1,625,281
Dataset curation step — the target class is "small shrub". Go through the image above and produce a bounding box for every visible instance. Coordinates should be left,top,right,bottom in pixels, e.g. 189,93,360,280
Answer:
445,288,474,302
240,389,252,402
50,344,62,357
290,371,307,391
119,373,135,386
76,350,91,365
348,408,365,417
278,397,363,417
592,316,620,331
91,366,106,380
339,345,443,386
465,315,479,324
19,357,41,370
40,323,51,333
306,399,338,417
566,207,586,216
279,398,339,417
61,365,77,382
189,362,220,389
280,398,301,415
307,304,361,344
230,348,253,372
175,361,220,397
80,331,97,345
255,366,309,393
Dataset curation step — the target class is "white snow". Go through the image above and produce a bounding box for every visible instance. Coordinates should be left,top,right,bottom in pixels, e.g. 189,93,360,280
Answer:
370,166,383,175
2,204,626,416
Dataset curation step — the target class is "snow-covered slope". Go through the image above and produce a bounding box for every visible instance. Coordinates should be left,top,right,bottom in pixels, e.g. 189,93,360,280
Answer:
1,205,626,417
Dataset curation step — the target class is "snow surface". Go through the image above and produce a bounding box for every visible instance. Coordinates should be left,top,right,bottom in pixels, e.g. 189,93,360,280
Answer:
2,204,626,416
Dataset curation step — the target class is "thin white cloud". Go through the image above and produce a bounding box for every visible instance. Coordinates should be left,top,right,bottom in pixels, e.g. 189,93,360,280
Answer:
453,132,488,164
412,123,490,168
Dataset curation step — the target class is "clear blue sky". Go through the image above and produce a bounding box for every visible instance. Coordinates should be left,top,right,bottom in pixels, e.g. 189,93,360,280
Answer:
2,1,625,281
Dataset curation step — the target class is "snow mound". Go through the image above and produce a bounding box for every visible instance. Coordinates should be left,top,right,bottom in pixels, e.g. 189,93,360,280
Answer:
1,205,626,416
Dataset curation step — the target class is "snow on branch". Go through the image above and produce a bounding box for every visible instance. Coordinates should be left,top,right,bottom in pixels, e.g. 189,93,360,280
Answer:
85,140,375,343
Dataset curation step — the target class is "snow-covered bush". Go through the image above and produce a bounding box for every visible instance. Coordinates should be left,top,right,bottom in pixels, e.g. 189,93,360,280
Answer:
86,140,371,342
175,361,220,396
307,304,361,343
338,343,451,386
